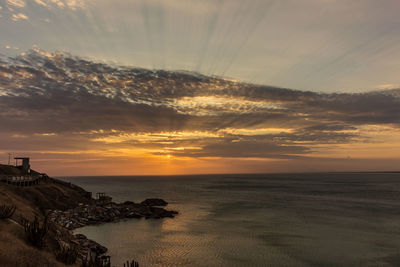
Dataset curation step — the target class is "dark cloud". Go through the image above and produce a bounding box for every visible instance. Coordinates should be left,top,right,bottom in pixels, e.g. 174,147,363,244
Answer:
159,140,309,159
1,50,399,159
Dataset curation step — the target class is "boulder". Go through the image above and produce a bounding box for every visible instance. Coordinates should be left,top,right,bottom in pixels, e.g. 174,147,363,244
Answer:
126,212,142,219
140,198,168,206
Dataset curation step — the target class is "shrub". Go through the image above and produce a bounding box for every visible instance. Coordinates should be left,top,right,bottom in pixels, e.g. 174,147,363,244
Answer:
0,204,16,219
81,254,111,267
55,244,78,265
19,215,29,228
123,260,139,267
24,216,48,248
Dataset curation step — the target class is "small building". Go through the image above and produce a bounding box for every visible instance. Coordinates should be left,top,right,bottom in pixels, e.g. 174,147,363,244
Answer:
14,157,30,174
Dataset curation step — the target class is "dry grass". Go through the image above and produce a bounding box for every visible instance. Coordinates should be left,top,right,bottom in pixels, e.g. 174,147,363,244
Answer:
0,186,37,221
0,221,77,267
0,178,92,266
0,180,92,220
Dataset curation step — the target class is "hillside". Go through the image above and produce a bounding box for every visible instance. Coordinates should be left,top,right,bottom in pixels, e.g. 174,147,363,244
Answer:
0,164,27,175
0,164,93,266
0,164,175,266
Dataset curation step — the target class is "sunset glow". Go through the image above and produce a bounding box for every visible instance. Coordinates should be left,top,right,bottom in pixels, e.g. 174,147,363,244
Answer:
0,0,399,175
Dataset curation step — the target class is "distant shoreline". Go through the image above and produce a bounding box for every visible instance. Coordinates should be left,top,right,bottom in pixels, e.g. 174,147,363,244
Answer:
57,171,400,178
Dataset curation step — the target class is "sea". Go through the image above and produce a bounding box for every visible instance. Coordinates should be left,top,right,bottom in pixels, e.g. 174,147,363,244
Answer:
60,173,400,267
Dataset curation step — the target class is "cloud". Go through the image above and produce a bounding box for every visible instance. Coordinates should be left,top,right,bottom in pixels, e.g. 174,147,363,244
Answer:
32,0,87,10
11,12,28,20
7,0,25,8
377,84,400,90
34,0,47,7
4,45,19,49
0,50,399,160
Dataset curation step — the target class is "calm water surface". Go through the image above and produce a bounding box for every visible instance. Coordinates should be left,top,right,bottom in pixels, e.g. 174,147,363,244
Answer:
61,173,400,267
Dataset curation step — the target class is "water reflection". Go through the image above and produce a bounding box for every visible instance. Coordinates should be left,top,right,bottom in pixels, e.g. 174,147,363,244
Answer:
71,173,400,266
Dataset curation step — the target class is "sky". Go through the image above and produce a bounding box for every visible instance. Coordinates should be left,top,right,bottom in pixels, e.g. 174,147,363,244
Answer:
0,0,399,175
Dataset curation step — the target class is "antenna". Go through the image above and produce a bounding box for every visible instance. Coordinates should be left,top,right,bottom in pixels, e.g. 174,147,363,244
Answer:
8,153,12,165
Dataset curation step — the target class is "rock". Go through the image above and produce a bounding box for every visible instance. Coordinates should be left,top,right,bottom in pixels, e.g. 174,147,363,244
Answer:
151,207,176,218
126,212,142,219
75,234,87,240
74,233,108,258
92,242,107,255
140,198,168,206
49,197,176,230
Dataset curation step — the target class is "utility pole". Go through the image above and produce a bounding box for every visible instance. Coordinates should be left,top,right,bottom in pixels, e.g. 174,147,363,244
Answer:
8,153,11,165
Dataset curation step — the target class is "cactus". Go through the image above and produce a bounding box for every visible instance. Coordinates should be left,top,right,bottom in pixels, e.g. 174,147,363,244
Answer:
81,254,139,267
24,216,48,248
81,254,111,267
0,204,16,219
123,260,139,267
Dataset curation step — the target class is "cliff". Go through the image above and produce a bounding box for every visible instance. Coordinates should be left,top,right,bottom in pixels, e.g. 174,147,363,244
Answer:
0,164,92,266
0,164,176,266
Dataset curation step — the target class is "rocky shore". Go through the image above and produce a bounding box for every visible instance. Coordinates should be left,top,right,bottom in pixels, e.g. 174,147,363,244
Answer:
48,195,178,262
73,233,108,260
49,197,178,230
1,163,178,266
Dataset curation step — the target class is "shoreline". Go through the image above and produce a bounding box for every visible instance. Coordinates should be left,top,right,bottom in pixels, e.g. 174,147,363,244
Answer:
48,196,178,230
0,164,178,266
49,195,178,262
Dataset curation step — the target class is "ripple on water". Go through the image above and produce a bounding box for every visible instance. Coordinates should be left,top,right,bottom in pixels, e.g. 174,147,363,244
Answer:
70,173,400,267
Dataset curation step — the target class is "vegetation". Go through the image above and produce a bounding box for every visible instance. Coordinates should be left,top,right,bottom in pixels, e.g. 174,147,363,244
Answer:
0,204,16,219
0,221,61,267
81,256,139,267
81,254,111,267
123,260,139,267
55,244,78,265
0,166,93,266
1,166,142,266
23,216,48,249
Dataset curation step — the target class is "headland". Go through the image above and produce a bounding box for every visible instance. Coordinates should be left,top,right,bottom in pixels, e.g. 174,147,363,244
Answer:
0,161,177,266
